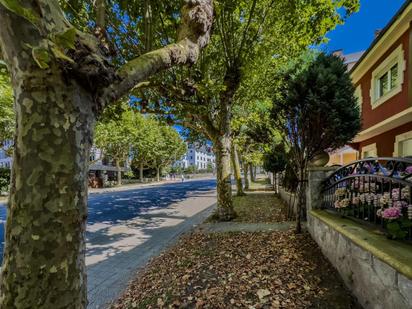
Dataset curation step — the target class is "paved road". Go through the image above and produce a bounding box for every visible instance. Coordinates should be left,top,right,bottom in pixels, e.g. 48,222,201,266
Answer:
0,178,217,308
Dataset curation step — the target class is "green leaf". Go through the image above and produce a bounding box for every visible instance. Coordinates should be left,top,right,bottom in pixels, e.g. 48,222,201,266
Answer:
54,28,77,50
31,47,50,69
51,46,74,63
400,218,412,228
387,221,407,240
0,0,40,29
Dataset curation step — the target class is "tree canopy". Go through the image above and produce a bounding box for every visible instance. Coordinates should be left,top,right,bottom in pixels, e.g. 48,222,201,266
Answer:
0,62,14,153
271,53,361,164
132,0,360,220
151,125,187,180
270,52,361,232
0,0,213,305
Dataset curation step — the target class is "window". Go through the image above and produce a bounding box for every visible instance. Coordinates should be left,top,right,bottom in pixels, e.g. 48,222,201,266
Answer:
378,64,398,98
399,139,412,157
370,45,405,108
354,85,362,115
394,131,412,157
362,143,377,159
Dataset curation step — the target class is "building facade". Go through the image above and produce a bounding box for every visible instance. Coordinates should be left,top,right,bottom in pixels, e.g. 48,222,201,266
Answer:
350,1,412,158
0,142,129,187
174,143,216,170
88,146,130,187
328,50,365,166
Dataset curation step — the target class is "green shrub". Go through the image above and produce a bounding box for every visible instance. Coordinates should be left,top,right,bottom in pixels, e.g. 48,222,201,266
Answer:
0,167,11,193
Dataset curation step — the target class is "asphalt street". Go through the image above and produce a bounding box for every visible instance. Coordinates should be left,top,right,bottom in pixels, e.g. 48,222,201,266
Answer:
0,178,216,261
0,178,217,308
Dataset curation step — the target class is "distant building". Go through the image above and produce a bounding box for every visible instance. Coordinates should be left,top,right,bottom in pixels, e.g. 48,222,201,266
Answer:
174,143,216,170
0,141,129,187
333,49,365,71
88,146,130,187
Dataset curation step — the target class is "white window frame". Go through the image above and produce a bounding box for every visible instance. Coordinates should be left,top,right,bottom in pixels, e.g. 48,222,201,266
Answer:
354,84,362,115
370,45,405,109
393,130,412,157
361,143,377,159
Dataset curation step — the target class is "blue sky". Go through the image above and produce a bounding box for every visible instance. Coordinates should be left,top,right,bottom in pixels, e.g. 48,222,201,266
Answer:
321,0,407,54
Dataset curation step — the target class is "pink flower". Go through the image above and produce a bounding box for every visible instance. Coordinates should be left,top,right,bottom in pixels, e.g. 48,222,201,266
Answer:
393,201,408,209
392,188,400,200
382,207,402,220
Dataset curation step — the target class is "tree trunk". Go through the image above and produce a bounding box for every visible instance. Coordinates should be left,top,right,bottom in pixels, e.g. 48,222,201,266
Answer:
295,167,306,234
250,164,255,182
244,164,250,190
0,67,93,307
156,166,160,182
0,1,214,305
231,144,244,196
215,135,235,220
116,161,122,186
140,162,144,182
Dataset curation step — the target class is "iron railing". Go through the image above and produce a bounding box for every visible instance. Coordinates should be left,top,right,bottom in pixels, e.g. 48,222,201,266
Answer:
322,157,412,242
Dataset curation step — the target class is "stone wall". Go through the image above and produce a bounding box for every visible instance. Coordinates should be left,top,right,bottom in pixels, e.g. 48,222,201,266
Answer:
278,187,297,215
307,167,412,309
308,213,412,309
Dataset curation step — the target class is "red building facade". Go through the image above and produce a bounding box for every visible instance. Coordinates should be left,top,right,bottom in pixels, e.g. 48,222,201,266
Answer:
351,2,412,159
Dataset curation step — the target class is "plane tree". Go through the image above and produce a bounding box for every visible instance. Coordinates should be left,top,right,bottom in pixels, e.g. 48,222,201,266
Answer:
232,98,275,188
131,116,160,181
0,0,213,306
135,0,360,220
151,125,187,181
94,107,137,185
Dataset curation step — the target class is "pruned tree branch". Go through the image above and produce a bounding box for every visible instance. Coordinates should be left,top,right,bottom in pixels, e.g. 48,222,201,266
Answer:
100,0,214,106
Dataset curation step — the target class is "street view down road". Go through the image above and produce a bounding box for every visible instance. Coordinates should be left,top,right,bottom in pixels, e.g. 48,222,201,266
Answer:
0,178,217,308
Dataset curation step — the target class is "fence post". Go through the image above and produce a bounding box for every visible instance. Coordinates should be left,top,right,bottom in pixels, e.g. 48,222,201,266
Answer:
306,166,337,211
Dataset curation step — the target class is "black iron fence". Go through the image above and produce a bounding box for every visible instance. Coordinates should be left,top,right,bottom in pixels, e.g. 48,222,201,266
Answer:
322,157,412,242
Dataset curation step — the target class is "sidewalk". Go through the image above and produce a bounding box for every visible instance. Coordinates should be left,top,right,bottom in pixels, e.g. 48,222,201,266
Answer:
112,190,359,309
87,189,217,308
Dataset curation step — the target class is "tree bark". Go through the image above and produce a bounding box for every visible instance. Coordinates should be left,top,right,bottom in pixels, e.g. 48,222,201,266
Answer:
0,0,213,306
0,67,93,307
231,144,244,196
156,166,160,182
215,135,235,220
244,163,250,190
295,167,306,234
139,162,144,182
116,161,122,186
249,164,255,182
